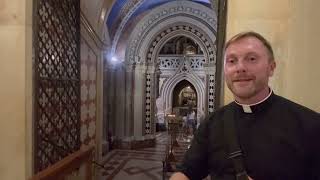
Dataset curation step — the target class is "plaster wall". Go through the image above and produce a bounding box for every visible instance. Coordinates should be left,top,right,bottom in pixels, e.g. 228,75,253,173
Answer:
0,0,33,179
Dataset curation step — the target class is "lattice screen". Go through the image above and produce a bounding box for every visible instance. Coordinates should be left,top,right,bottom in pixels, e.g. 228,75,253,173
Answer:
34,0,80,172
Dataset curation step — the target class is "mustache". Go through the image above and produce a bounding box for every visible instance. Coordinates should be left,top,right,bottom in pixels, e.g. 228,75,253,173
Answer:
232,75,255,81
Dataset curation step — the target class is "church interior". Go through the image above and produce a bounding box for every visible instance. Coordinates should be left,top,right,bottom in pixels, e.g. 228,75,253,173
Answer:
1,0,320,180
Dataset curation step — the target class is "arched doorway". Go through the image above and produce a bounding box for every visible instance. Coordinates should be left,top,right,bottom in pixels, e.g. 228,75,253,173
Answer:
172,80,197,117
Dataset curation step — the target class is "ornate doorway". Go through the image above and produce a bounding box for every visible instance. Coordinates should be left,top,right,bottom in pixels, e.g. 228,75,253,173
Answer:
172,80,197,116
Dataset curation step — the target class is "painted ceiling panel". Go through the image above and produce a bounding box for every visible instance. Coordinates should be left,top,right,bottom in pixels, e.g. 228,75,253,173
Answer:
107,0,129,28
107,0,211,32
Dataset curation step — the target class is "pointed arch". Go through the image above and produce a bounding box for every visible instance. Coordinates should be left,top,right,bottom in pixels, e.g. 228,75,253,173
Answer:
160,71,205,115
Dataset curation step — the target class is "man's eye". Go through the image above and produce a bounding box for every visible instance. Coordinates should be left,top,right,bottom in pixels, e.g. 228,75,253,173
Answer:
227,59,235,63
249,57,256,61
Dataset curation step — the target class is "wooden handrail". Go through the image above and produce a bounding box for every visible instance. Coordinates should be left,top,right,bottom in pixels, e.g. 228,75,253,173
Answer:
30,145,94,180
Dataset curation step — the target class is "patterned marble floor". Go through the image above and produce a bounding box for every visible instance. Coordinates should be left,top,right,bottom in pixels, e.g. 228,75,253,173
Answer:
97,132,192,180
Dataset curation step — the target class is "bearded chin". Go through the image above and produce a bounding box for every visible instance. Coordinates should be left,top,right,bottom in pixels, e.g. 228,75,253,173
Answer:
234,90,254,99
230,84,255,100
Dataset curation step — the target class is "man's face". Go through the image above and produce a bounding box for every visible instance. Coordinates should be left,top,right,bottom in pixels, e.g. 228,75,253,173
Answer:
224,36,276,103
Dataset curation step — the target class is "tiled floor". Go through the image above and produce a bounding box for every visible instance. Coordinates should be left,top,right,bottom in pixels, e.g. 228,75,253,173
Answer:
97,132,192,180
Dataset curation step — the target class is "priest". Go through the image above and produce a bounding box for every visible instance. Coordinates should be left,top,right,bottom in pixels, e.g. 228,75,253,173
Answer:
170,31,320,180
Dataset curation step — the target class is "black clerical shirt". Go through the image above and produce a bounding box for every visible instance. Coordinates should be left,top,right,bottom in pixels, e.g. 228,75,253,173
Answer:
178,92,320,180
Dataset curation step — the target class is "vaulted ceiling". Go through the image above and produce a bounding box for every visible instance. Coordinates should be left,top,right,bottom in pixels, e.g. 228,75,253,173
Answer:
106,0,212,41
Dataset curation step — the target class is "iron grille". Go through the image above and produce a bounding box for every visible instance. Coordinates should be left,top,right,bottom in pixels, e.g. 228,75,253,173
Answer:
34,0,80,172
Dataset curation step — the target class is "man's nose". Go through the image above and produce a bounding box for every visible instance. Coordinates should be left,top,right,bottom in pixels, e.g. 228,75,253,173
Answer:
235,61,247,73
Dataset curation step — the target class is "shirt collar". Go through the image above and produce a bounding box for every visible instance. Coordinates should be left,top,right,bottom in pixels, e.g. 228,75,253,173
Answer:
234,89,273,113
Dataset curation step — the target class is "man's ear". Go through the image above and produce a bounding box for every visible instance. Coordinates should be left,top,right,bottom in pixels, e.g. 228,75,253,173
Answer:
269,60,276,77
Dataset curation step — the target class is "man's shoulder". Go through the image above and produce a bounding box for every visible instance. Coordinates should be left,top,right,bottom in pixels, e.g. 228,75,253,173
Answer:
274,94,319,116
273,95,320,128
275,95,320,142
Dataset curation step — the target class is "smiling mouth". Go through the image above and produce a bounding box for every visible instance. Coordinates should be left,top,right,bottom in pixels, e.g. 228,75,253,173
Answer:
233,79,252,82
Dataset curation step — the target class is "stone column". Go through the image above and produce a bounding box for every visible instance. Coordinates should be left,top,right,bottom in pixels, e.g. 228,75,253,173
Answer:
132,63,146,138
124,65,134,138
104,62,117,148
102,67,109,155
115,63,126,138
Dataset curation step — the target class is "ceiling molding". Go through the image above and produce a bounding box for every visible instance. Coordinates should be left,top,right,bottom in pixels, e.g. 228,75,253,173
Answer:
80,11,109,49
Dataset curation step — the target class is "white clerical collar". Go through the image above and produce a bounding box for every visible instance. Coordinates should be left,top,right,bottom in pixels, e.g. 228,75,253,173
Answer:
235,89,273,113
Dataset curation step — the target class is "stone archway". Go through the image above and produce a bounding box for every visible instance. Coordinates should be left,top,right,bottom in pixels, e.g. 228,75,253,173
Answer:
160,62,205,116
124,0,218,139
